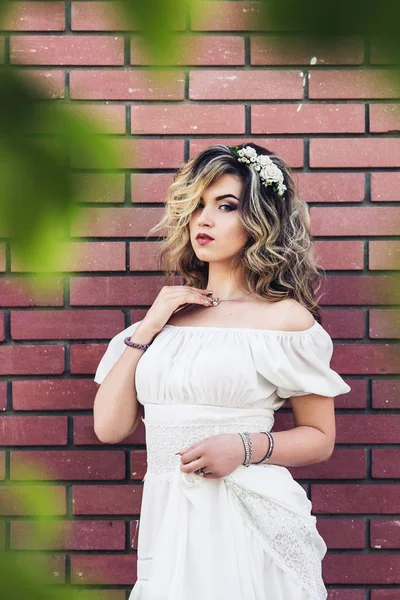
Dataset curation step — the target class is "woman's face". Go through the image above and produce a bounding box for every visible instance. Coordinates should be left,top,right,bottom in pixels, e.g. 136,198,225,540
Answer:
189,173,248,264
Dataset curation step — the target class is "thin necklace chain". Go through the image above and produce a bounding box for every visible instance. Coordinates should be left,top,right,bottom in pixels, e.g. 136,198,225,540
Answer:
212,291,252,303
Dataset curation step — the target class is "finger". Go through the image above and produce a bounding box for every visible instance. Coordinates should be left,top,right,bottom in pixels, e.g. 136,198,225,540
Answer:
181,458,205,473
180,448,202,464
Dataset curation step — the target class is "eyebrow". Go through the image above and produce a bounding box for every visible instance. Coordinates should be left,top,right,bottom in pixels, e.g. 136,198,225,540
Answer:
200,194,240,201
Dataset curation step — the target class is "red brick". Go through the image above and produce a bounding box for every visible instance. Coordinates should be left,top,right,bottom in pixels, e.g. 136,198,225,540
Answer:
0,277,63,307
323,554,400,584
11,519,125,550
3,2,65,30
310,138,400,168
130,450,147,480
0,452,5,480
0,311,5,341
0,416,67,446
372,449,400,478
370,520,400,549
12,379,98,411
131,173,174,204
372,380,400,409
322,275,400,307
250,35,364,65
370,38,400,65
23,102,123,141
65,104,126,135
12,553,65,583
291,448,366,480
0,485,66,515
0,381,6,411
71,554,137,585
297,172,365,203
371,593,400,600
331,379,367,410
131,35,244,66
0,242,6,271
190,69,303,100
11,309,125,340
371,173,400,201
71,138,184,169
370,309,400,338
252,104,364,134
13,242,126,272
0,521,5,547
70,69,185,100
70,275,164,306
11,450,126,480
320,309,365,339
72,484,143,515
130,242,163,271
314,241,364,270
70,208,164,238
323,275,400,308
71,2,185,31
190,138,304,168
17,69,65,98
331,343,400,375
131,104,245,135
310,207,400,236
0,345,65,375
72,173,125,204
74,415,145,446
369,241,400,270
309,70,400,99
70,343,107,375
328,593,365,600
317,518,365,549
191,1,265,31
336,415,400,444
131,309,154,323
11,36,124,66
370,103,400,133
312,484,400,514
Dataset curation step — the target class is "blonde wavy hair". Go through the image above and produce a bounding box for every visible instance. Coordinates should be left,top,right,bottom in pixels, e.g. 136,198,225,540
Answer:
148,142,324,323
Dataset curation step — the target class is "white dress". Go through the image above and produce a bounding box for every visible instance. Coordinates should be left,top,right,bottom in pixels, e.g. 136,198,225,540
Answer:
94,319,351,600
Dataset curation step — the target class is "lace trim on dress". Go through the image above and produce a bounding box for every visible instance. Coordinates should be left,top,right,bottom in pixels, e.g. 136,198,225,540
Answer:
225,479,328,600
143,416,274,476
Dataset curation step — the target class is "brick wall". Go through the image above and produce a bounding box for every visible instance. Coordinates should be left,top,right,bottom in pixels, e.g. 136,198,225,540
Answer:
1,1,400,598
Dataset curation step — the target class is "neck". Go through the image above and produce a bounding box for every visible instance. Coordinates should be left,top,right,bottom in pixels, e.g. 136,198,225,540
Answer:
205,262,248,300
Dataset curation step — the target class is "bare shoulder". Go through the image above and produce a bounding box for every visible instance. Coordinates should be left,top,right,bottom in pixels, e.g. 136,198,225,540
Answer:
255,298,316,332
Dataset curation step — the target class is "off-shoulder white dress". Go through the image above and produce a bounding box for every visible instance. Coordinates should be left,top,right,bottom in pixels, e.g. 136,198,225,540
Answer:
94,320,351,600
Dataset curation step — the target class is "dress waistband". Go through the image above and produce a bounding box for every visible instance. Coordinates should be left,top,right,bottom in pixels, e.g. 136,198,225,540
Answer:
142,403,275,476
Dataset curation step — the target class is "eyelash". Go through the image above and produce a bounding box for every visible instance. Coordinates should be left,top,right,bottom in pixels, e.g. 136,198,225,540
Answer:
194,202,235,212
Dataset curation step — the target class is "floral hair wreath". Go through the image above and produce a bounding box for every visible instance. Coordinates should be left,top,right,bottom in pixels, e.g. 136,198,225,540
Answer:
230,145,287,197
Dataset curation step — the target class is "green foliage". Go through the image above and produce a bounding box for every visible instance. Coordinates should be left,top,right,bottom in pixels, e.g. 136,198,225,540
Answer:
0,463,103,600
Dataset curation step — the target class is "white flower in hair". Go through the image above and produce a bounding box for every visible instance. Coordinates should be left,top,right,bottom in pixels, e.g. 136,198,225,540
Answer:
231,145,287,197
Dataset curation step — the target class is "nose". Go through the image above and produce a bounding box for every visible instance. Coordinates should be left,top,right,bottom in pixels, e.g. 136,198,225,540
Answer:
196,206,213,227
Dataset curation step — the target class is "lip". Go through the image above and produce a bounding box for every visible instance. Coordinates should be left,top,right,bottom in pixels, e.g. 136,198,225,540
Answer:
195,233,215,246
196,233,214,241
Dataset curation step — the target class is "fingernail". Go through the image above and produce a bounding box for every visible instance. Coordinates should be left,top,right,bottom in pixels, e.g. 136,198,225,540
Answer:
175,451,181,455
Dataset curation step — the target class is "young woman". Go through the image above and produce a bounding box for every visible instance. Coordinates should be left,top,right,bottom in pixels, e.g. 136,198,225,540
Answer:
93,143,351,600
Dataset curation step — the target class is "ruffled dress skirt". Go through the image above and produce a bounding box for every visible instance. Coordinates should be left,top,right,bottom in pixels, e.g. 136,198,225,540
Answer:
129,403,328,600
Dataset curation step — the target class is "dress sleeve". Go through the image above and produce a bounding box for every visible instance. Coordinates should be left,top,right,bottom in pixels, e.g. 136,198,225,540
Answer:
251,323,351,400
94,320,142,385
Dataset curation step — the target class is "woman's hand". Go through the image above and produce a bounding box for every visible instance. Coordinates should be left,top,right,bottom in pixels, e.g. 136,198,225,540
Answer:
138,285,214,335
178,433,245,479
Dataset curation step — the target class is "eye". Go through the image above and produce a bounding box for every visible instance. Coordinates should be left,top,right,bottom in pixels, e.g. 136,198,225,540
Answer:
194,202,235,212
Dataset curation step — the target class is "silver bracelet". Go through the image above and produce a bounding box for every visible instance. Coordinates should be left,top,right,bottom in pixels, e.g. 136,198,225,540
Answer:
238,432,253,467
252,431,274,465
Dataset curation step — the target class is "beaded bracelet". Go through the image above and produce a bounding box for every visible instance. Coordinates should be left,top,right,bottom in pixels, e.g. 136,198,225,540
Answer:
123,337,153,351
